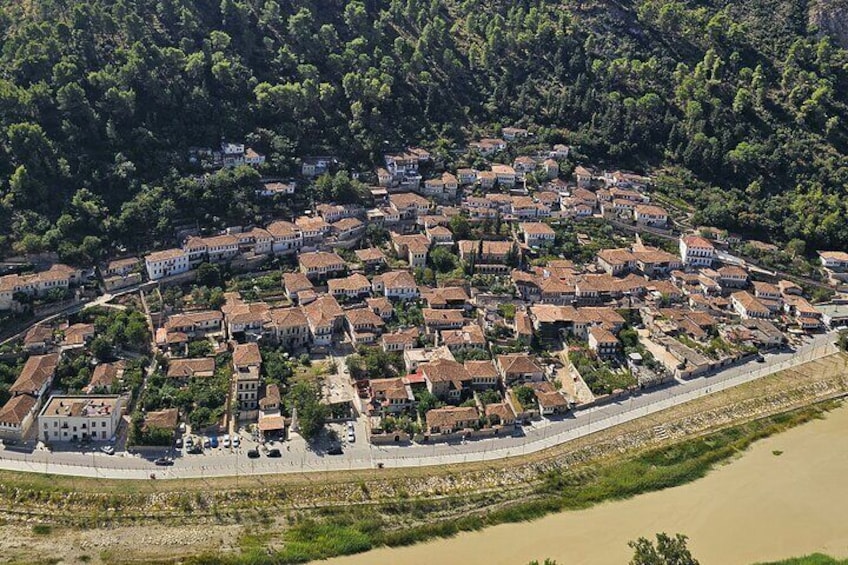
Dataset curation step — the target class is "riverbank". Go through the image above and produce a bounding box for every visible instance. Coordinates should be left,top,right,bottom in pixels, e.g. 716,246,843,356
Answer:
0,353,845,564
323,401,848,565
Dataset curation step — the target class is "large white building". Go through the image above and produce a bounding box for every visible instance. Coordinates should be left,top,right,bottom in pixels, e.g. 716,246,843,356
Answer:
144,248,190,281
679,235,716,267
38,395,123,443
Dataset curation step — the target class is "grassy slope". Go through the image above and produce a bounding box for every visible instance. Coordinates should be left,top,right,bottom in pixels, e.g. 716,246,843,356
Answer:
175,401,840,565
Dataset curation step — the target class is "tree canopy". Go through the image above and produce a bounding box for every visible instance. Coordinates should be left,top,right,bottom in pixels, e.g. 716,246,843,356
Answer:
0,0,846,261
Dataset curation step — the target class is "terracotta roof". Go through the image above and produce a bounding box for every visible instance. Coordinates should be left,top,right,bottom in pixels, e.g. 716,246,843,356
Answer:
382,328,419,345
440,324,486,347
732,291,770,315
260,384,281,409
165,310,223,330
589,325,619,345
332,217,363,231
299,251,345,270
421,358,471,384
635,204,667,217
283,272,314,293
24,324,54,346
0,395,37,425
9,353,59,395
497,354,543,376
464,360,499,379
266,220,300,237
63,323,95,346
233,343,261,367
484,402,515,422
380,270,418,289
345,308,385,328
426,406,478,430
143,408,179,431
328,273,371,293
166,358,215,378
354,248,386,263
389,192,430,208
86,361,125,392
268,307,309,329
682,235,715,249
423,308,465,325
521,222,556,236
145,248,186,263
303,295,343,328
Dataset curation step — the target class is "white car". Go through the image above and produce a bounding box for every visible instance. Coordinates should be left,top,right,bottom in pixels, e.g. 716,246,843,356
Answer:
100,445,115,455
232,435,240,448
347,430,355,443
222,435,231,448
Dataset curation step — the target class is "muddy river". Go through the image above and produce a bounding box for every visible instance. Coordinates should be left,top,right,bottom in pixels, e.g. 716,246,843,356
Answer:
324,403,848,565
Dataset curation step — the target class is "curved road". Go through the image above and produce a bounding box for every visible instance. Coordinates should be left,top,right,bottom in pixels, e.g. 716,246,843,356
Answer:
0,334,839,480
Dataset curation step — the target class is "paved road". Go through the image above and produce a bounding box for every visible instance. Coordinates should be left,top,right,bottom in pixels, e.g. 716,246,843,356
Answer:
0,333,840,480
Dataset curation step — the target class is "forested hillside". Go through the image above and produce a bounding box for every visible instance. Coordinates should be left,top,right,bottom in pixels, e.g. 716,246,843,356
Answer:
0,0,846,263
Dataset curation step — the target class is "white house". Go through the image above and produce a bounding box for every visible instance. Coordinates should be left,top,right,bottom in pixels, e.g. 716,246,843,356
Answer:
145,248,190,281
679,235,716,267
38,395,123,443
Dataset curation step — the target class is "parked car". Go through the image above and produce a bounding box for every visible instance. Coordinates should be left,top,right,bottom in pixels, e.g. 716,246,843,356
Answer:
174,437,183,449
100,445,115,455
266,448,281,458
203,437,211,449
154,457,174,466
247,448,260,459
232,435,240,448
185,436,193,447
222,435,230,448
756,354,766,363
346,430,355,443
188,444,203,455
210,436,219,448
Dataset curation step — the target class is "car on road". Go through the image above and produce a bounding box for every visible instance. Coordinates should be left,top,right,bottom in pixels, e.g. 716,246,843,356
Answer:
222,435,230,448
756,354,766,363
247,448,260,458
266,448,281,458
100,445,115,455
154,457,174,466
210,436,219,448
232,435,240,448
327,445,343,455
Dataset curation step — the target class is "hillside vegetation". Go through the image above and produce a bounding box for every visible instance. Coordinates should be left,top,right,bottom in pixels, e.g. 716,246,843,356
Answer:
0,0,846,263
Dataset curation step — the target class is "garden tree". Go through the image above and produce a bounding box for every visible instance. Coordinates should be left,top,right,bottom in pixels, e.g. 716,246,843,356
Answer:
195,262,222,288
187,340,213,357
837,330,848,352
629,533,700,565
286,380,328,441
415,390,442,417
90,335,114,361
514,385,537,408
449,214,471,240
429,245,459,273
262,346,295,383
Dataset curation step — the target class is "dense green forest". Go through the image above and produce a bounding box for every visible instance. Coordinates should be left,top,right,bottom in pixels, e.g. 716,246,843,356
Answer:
0,0,846,264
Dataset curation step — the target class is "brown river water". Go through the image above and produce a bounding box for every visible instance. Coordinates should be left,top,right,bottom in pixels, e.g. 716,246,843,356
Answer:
323,403,848,565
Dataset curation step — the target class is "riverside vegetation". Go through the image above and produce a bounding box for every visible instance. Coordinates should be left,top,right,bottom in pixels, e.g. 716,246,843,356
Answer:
0,394,840,565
